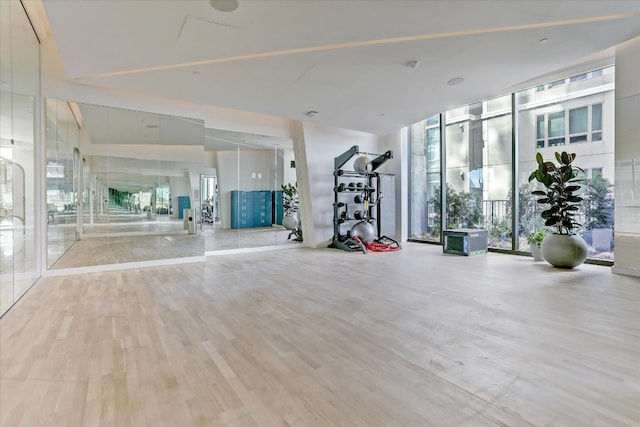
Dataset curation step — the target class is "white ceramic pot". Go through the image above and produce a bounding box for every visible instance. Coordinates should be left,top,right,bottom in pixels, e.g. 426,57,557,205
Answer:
540,233,588,268
282,214,298,230
530,243,544,261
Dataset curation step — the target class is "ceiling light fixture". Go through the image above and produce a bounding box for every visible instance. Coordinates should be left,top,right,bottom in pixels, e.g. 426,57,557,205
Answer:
209,0,239,12
306,111,319,118
447,77,465,86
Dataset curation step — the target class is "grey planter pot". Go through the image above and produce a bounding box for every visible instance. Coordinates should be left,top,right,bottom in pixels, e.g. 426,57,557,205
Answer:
540,234,589,268
530,243,544,261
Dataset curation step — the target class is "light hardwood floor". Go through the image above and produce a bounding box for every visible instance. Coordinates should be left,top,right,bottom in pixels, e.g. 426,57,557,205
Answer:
1,243,639,426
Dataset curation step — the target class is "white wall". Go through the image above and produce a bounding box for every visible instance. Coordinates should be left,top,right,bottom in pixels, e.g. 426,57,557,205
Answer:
282,148,297,186
613,36,640,277
296,122,394,247
383,129,408,242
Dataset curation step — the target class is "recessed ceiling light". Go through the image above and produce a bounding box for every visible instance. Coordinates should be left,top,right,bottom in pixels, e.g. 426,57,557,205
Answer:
192,70,200,75
306,111,319,118
209,0,239,12
405,60,419,69
447,77,464,86
539,37,549,44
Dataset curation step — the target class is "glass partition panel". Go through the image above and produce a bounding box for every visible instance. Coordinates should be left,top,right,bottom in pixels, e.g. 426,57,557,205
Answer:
409,115,441,242
46,99,80,267
204,130,241,251
444,95,513,248
0,0,40,315
204,129,296,252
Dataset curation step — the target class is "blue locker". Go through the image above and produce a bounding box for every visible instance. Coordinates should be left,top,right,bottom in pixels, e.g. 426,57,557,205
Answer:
177,196,191,219
231,191,254,229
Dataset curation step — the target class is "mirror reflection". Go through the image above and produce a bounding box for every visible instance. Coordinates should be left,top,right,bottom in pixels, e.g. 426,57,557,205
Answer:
47,101,206,268
46,100,300,270
202,128,298,252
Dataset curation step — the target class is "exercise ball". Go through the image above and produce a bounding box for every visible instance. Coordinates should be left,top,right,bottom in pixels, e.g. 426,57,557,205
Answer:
351,220,376,244
353,156,371,175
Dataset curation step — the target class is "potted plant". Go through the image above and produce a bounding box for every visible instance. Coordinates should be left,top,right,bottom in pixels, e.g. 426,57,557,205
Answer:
526,230,547,261
528,151,588,268
281,182,303,241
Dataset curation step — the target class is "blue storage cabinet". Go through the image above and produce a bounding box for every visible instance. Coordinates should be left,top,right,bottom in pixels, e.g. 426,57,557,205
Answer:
177,196,191,219
231,191,254,229
231,190,274,229
253,191,272,227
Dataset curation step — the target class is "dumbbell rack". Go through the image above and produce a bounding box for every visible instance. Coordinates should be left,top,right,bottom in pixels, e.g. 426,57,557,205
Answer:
328,145,393,253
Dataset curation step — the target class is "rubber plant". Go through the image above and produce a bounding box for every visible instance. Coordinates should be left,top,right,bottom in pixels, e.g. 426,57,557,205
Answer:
528,151,584,235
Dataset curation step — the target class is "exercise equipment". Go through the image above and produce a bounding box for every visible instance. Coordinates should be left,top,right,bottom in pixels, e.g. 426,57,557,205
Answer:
351,220,376,244
328,145,400,253
353,155,372,175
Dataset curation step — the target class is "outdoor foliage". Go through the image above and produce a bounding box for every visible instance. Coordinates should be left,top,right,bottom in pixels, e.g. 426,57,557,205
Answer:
582,175,614,230
431,184,483,234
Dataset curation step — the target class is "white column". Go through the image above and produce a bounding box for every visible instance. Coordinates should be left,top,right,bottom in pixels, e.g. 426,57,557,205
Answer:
613,36,640,277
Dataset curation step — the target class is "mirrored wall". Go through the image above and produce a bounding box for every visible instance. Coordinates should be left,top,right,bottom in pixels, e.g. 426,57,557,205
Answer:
46,101,299,269
203,128,296,252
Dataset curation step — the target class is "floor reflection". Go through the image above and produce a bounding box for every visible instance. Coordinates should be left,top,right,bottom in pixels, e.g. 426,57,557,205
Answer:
50,220,299,269
1,219,38,315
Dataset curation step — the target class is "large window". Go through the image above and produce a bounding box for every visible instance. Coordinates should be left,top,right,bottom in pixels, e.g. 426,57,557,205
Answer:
443,96,513,249
518,67,614,260
409,66,615,262
409,116,441,242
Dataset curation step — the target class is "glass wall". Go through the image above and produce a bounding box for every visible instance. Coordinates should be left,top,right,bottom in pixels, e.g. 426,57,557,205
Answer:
409,66,615,261
444,95,513,249
409,115,441,242
516,66,615,259
45,99,80,267
0,0,40,315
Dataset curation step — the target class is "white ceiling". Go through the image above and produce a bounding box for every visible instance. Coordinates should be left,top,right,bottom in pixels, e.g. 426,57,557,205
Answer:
40,0,640,135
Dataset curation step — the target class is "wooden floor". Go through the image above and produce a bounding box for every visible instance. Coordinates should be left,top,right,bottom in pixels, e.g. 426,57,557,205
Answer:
1,243,639,426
